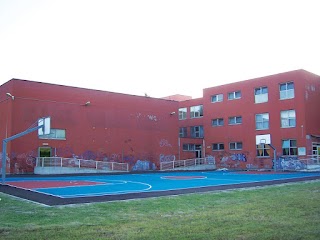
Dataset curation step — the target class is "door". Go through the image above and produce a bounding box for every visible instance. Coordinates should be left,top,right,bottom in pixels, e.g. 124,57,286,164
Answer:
39,147,51,157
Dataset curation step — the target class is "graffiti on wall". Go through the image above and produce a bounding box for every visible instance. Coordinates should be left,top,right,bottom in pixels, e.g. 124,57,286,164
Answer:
275,156,305,171
213,151,248,169
0,152,10,172
160,154,175,162
132,160,156,171
159,139,172,148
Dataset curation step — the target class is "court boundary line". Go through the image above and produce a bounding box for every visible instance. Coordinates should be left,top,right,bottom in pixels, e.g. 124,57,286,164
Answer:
0,175,319,206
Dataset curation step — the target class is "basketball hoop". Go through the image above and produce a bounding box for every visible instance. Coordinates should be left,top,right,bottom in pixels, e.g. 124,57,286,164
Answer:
259,139,266,148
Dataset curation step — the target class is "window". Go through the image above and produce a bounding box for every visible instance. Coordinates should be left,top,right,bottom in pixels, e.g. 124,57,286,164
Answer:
39,129,66,140
228,91,241,100
280,82,294,100
229,142,243,150
255,86,268,103
179,108,187,120
183,144,201,151
211,94,223,103
190,126,204,138
212,143,224,151
228,116,242,125
190,105,203,118
179,127,187,138
256,143,270,157
282,139,297,155
281,110,296,128
256,113,269,130
212,118,224,127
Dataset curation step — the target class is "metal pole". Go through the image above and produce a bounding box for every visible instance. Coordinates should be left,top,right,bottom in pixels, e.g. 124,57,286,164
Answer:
2,140,8,184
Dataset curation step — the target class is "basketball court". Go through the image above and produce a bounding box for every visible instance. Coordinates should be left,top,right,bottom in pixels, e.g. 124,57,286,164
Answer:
1,171,319,206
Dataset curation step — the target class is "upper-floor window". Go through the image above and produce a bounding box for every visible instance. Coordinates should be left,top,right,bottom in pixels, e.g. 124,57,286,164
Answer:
212,118,224,127
281,110,296,128
183,144,201,151
179,127,187,138
280,82,294,100
228,116,242,125
212,143,224,151
39,129,66,140
211,94,223,103
179,108,187,120
254,86,268,103
228,91,241,100
256,113,269,130
190,125,204,138
282,139,297,156
190,105,203,118
229,142,243,150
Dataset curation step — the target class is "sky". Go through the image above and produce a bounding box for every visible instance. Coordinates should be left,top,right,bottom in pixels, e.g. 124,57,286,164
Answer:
0,0,319,98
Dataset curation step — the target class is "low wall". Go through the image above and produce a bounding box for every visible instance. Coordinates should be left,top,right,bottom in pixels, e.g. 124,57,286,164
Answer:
34,167,124,175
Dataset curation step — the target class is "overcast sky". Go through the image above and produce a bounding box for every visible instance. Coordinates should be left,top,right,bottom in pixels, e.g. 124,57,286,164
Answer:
0,0,319,98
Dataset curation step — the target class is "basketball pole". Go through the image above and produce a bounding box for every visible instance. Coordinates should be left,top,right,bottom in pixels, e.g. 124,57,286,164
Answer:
1,124,44,185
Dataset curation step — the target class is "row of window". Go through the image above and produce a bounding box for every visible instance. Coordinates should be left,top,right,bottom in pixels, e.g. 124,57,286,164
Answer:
179,82,294,121
180,126,204,138
183,139,297,157
211,82,294,104
212,110,296,129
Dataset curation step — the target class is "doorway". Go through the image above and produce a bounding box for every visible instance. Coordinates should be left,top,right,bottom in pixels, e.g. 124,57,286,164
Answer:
39,147,51,157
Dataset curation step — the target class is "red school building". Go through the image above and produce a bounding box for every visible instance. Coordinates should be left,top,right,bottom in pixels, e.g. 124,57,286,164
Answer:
0,69,320,173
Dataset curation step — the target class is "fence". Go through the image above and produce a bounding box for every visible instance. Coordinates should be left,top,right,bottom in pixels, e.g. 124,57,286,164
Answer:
160,157,215,171
36,157,129,172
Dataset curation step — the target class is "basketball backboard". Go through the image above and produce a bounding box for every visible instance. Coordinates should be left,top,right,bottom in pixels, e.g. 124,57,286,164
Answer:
38,117,51,136
256,134,271,145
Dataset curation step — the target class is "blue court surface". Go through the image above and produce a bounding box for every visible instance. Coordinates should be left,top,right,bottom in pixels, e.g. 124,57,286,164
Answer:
4,171,320,201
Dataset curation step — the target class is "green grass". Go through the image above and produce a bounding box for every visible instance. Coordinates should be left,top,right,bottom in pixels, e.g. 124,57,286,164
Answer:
0,181,319,240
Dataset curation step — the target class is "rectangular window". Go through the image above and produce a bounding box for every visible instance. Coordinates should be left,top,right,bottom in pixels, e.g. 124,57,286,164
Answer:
254,86,268,103
256,113,269,130
282,139,297,155
212,143,224,151
229,142,243,150
228,91,241,100
281,110,296,128
179,127,187,138
211,94,223,103
228,116,242,125
190,105,203,118
256,143,270,157
280,82,294,100
183,144,201,151
179,108,187,120
39,129,66,140
190,126,204,138
212,118,224,127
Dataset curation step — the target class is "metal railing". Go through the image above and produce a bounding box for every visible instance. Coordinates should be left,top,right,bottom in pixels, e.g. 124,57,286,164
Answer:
160,157,215,171
36,157,129,172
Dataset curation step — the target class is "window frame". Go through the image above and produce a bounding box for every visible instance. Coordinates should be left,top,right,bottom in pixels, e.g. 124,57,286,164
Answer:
179,127,187,138
280,110,296,128
190,105,203,118
212,118,224,127
211,94,223,103
38,128,66,140
212,143,225,151
255,113,270,130
228,116,242,125
179,107,187,120
254,86,268,103
190,125,204,138
282,139,297,156
229,142,243,150
279,82,295,100
256,143,271,157
228,91,241,100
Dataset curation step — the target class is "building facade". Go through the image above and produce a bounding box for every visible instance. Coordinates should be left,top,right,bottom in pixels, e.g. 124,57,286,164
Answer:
1,69,320,173
179,69,320,170
0,79,178,173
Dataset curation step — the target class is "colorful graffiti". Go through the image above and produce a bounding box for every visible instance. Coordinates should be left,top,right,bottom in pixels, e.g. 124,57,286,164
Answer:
275,156,306,171
213,151,248,169
160,154,175,162
132,160,156,171
159,139,172,148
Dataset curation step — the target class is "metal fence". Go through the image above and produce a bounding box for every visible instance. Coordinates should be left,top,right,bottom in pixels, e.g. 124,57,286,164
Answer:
160,157,215,171
36,157,129,172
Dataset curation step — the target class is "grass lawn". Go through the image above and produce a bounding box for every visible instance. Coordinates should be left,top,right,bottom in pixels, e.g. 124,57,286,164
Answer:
0,180,319,240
